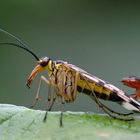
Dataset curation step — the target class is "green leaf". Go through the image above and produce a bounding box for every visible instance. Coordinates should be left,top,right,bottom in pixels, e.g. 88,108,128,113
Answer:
0,104,140,140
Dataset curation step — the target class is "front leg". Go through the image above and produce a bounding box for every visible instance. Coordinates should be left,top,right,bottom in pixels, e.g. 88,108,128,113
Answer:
30,75,57,122
41,76,57,122
30,76,50,108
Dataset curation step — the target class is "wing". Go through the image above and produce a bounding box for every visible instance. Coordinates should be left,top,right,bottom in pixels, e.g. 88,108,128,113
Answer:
64,63,140,112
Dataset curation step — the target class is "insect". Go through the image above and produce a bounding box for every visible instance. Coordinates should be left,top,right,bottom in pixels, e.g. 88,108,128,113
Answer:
0,28,140,127
121,76,140,100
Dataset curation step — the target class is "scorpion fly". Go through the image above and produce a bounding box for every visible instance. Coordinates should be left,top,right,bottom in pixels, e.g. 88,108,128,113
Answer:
0,28,140,127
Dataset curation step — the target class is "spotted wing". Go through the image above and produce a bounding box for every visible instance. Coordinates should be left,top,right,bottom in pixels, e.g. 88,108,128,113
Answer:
64,63,140,112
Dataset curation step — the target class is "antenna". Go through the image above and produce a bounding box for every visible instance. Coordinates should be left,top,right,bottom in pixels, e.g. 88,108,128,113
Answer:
0,28,40,61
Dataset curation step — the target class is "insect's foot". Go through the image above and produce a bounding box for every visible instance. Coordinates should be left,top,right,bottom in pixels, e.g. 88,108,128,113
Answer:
43,117,47,122
60,121,63,127
29,105,34,109
60,117,63,127
43,112,48,122
59,111,63,127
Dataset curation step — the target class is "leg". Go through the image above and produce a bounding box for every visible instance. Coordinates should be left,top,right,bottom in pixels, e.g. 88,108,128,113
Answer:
90,93,134,121
48,96,56,111
59,70,66,127
81,75,134,121
60,111,63,127
30,76,50,108
60,101,64,127
42,77,57,122
55,67,66,127
93,93,133,120
43,92,56,122
72,71,79,100
29,75,56,122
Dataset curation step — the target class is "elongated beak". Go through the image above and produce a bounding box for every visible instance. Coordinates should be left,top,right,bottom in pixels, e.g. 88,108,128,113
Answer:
26,64,43,88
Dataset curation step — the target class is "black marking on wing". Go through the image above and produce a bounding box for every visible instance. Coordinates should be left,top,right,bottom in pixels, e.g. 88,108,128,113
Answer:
63,63,140,111
129,100,140,109
109,92,124,101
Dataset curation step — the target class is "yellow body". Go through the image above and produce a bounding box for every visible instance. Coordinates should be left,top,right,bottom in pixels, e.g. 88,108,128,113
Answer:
45,61,113,102
27,59,123,103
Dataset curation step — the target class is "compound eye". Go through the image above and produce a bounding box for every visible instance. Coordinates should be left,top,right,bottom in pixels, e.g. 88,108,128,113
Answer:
39,57,50,67
40,61,48,67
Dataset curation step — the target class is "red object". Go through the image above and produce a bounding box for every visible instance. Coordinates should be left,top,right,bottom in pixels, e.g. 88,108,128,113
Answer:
121,76,140,100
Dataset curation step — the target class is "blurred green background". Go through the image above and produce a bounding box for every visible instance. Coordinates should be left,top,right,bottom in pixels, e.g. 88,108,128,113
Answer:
0,0,140,113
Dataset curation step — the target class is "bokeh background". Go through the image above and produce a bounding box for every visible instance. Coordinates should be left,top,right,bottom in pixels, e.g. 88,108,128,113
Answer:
0,0,140,113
